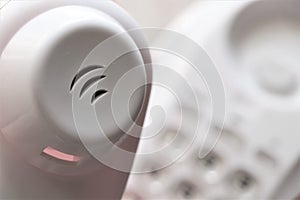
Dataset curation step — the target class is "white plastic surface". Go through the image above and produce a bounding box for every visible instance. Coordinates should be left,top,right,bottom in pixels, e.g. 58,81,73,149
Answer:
124,1,300,199
0,1,151,199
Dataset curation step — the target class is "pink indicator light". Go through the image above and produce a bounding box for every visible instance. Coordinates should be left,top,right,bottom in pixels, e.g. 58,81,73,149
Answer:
42,146,82,163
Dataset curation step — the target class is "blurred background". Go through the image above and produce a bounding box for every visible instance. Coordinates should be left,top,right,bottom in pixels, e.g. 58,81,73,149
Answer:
116,0,196,28
115,1,300,199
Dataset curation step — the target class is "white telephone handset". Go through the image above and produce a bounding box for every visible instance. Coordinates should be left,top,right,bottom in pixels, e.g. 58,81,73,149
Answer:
0,1,151,199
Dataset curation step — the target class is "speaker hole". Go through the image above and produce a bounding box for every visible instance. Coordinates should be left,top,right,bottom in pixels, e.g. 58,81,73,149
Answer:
70,65,104,91
91,89,108,104
80,75,106,97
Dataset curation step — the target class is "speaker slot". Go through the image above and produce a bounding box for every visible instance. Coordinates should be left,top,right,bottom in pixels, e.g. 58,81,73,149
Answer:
79,75,106,97
91,89,108,104
70,65,104,91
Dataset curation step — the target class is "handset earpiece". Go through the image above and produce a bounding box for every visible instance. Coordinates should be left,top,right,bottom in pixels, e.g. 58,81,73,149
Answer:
0,1,151,199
